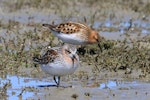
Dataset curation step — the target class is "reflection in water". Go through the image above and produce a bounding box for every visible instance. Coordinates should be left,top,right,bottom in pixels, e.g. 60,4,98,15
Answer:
104,21,111,27
99,81,117,89
0,75,52,100
141,29,149,34
99,80,150,90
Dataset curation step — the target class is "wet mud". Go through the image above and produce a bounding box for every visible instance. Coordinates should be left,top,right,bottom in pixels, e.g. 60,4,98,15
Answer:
0,0,150,100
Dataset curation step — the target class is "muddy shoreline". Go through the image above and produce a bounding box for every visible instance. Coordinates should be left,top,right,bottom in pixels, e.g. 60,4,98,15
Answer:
0,0,150,100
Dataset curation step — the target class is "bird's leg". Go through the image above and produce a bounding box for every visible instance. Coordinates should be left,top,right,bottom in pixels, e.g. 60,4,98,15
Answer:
53,76,61,87
57,76,60,87
53,76,58,85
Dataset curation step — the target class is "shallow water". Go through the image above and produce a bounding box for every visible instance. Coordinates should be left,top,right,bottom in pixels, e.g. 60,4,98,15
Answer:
99,80,150,90
0,75,150,100
0,75,53,100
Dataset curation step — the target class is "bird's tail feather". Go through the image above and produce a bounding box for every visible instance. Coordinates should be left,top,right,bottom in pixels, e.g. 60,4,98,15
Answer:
33,57,40,63
42,24,55,29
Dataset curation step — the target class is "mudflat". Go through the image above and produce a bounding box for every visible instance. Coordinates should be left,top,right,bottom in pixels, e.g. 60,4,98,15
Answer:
0,0,150,100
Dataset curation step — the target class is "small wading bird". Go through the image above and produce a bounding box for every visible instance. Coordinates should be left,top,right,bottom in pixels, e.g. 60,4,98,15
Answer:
33,44,79,87
43,21,102,52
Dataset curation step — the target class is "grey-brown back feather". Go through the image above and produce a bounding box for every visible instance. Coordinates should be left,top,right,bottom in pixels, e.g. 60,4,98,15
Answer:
33,49,58,64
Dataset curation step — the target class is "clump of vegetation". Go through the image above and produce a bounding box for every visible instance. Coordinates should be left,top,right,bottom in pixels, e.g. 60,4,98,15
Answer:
78,34,150,77
143,3,150,14
0,20,56,74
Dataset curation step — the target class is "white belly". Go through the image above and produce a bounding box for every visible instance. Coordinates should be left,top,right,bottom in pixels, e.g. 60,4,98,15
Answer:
52,31,86,45
40,61,79,76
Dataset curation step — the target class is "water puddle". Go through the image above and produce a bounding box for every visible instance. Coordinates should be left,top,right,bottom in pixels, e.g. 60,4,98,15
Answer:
0,75,150,100
99,80,150,90
0,75,53,100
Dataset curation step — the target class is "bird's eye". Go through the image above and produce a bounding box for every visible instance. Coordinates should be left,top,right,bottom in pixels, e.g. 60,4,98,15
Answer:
65,50,71,54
